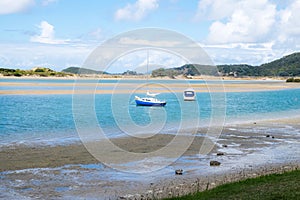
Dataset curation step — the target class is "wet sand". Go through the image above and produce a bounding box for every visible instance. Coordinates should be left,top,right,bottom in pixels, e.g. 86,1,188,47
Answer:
0,133,213,172
1,119,299,172
1,117,300,199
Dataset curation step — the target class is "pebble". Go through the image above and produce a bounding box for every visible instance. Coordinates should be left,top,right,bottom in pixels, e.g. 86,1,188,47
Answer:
210,160,221,166
175,169,183,175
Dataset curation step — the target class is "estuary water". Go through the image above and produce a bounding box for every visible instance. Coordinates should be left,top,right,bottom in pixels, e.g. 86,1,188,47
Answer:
1,78,300,199
1,78,300,147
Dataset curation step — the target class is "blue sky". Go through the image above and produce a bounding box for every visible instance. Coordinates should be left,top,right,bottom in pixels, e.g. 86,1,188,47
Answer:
0,0,300,72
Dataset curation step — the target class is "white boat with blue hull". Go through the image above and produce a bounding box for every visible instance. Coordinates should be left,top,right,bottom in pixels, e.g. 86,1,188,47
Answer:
135,92,166,106
134,50,167,107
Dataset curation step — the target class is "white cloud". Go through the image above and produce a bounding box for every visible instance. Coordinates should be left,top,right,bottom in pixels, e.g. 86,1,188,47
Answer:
0,43,92,70
118,37,181,47
205,0,276,44
30,21,69,44
115,0,159,21
196,0,300,64
195,0,236,20
277,0,300,45
108,50,186,73
0,0,35,15
201,41,284,66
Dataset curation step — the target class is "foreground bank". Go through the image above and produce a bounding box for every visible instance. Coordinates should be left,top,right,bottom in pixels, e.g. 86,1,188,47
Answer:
166,169,300,200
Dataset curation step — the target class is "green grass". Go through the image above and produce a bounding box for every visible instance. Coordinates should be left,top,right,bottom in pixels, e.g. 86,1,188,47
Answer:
166,170,300,200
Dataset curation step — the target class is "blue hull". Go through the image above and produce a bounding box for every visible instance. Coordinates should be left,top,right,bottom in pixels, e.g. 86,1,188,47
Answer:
135,99,166,106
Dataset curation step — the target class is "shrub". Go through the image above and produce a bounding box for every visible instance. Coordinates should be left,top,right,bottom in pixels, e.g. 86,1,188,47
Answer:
38,73,48,77
294,78,300,82
34,68,45,72
286,77,300,82
13,72,22,77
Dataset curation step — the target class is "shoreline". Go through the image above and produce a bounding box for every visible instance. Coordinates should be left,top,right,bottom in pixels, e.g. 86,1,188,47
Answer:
1,117,300,199
1,80,299,95
0,74,292,81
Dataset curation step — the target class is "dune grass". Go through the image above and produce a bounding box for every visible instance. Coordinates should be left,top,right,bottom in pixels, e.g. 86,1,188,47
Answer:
166,169,300,200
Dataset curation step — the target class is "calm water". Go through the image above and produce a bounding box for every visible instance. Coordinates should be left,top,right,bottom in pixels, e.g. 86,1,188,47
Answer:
1,79,300,146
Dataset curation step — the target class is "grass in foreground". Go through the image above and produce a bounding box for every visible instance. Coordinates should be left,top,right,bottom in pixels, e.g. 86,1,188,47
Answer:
166,170,300,200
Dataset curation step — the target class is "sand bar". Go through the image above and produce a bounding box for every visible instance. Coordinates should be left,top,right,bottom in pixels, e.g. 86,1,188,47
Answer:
1,81,299,95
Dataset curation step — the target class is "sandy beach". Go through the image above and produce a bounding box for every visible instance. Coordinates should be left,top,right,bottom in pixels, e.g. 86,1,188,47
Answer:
1,78,299,95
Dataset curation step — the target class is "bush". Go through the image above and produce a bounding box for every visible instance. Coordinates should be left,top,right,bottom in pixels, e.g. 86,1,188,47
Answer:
34,68,45,72
294,78,300,82
286,77,300,82
279,71,290,77
13,72,22,77
38,73,48,77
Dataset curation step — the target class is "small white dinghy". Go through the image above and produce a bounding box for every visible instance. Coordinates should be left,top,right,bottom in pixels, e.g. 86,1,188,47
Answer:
183,88,196,101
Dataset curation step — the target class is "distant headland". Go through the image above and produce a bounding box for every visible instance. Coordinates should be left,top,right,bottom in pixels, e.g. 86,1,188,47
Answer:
1,52,299,80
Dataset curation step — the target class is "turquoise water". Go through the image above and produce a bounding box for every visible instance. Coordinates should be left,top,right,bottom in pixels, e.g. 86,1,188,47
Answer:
1,79,300,146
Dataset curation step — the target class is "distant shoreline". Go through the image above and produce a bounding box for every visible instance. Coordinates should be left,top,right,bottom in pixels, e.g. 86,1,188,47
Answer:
0,74,292,81
0,77,299,95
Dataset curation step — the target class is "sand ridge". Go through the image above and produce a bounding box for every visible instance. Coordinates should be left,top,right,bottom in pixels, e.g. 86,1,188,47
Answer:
1,80,299,95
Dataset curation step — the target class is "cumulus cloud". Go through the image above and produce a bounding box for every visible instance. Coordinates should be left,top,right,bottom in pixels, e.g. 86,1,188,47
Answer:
115,0,159,21
0,0,35,15
277,0,300,46
30,21,69,44
202,41,282,66
204,0,276,44
195,0,236,20
195,0,300,65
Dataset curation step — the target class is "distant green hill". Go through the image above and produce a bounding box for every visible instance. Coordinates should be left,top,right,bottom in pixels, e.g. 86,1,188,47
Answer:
61,67,108,75
151,64,219,78
151,52,300,77
1,52,299,78
258,52,300,76
216,52,300,77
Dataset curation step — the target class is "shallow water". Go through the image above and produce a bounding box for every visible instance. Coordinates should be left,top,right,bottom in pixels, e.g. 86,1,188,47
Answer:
1,79,300,146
